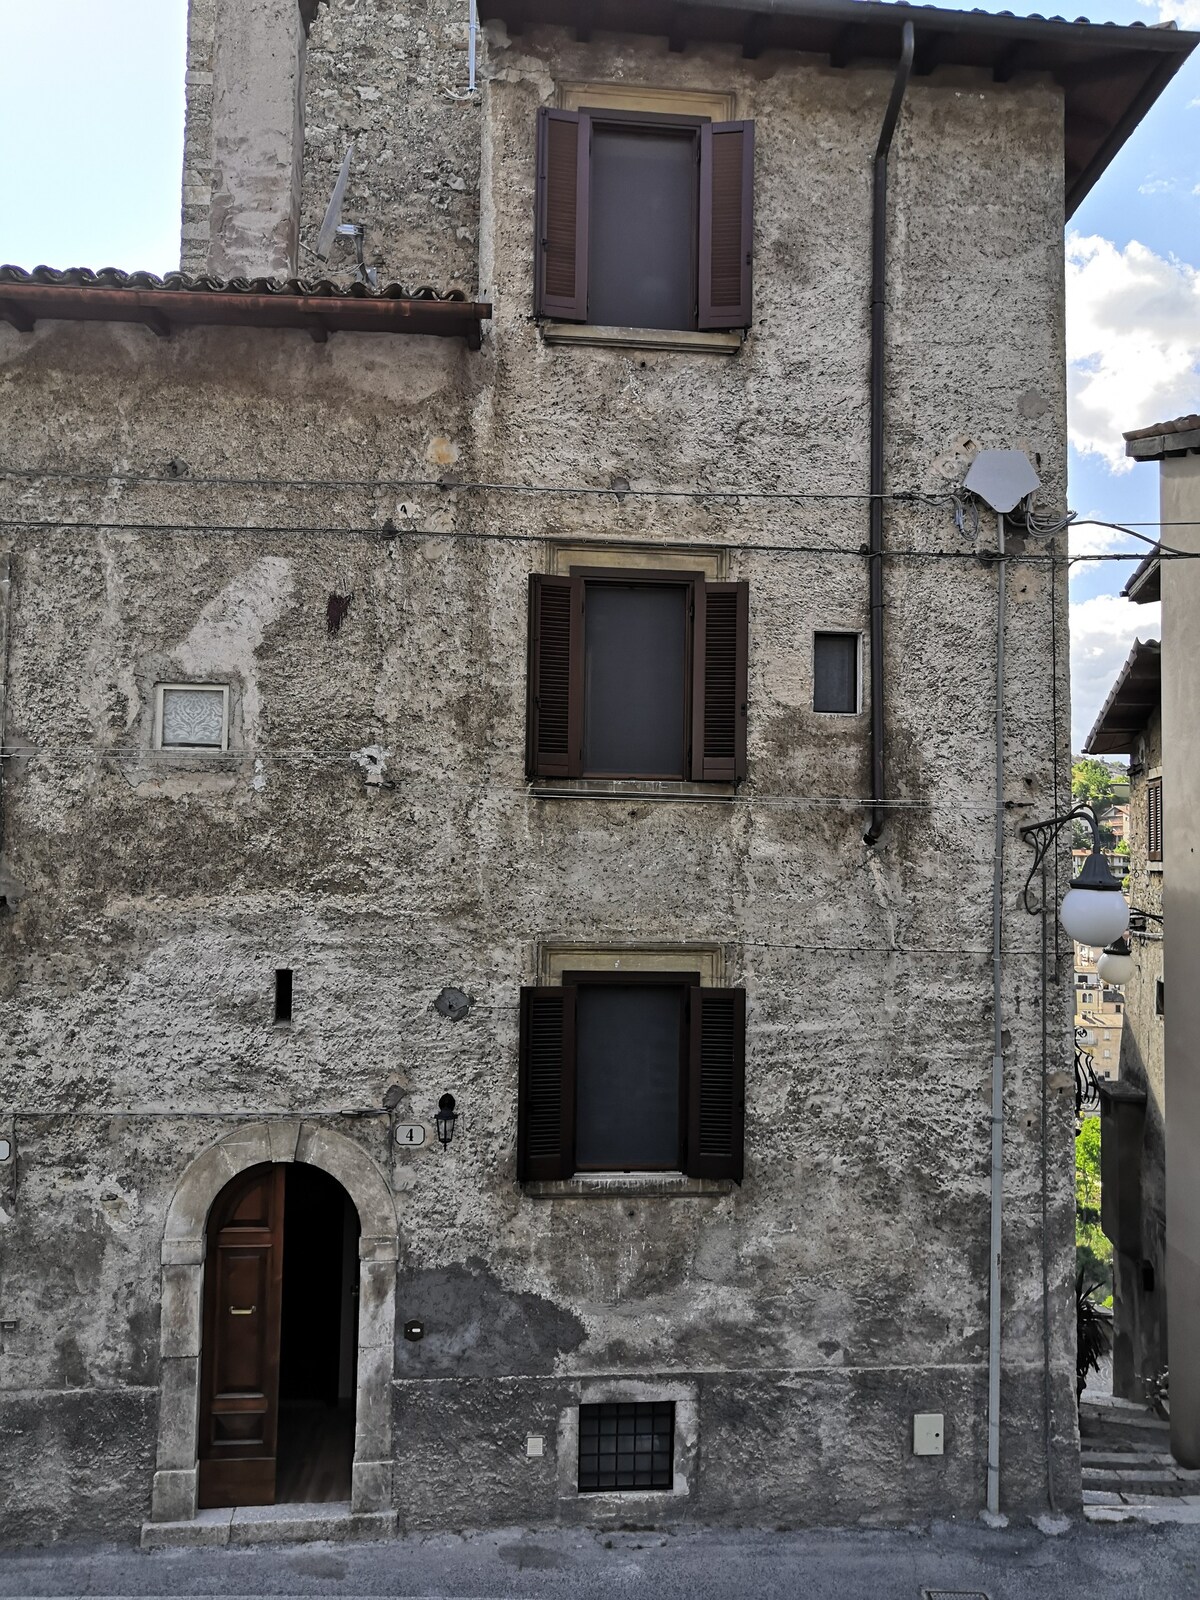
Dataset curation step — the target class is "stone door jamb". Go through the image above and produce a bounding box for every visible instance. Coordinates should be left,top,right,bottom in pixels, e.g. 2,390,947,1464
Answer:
150,1120,398,1523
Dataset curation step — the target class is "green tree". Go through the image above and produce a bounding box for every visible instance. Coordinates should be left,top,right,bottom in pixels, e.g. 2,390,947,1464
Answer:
1072,757,1115,812
1076,1118,1112,1303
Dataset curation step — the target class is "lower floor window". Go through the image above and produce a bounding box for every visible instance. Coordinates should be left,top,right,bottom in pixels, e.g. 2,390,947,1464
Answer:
578,1400,675,1492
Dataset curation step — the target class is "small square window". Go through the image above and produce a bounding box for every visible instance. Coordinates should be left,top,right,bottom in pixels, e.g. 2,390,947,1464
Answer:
578,1401,674,1492
813,632,861,714
155,684,229,751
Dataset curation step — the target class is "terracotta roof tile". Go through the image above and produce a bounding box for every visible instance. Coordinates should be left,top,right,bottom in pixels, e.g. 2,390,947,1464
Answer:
0,264,469,302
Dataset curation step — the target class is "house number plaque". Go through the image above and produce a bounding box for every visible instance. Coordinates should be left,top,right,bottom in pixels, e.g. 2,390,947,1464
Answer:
394,1123,428,1149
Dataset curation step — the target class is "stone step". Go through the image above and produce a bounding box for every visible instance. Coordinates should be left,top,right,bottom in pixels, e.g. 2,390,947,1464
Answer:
1080,1403,1169,1431
1082,1467,1198,1496
1080,1419,1171,1449
1081,1450,1178,1469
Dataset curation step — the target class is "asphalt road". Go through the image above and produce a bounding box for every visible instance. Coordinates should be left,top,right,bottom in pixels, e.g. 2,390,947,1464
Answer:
1,1521,1199,1600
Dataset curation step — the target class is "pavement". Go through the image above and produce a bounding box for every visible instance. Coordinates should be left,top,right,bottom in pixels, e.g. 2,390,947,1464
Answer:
3,1520,1200,1600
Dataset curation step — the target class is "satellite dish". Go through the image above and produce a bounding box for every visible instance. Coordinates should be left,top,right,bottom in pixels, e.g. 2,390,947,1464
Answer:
963,449,1040,515
315,144,355,261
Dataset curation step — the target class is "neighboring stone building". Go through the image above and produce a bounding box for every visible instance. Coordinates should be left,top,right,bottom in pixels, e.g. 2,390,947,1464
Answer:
0,0,1195,1548
1093,414,1200,1465
1083,640,1163,1393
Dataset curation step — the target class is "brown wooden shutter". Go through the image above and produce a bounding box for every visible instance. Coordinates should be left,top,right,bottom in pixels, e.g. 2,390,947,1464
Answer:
535,108,590,321
691,580,749,782
698,121,754,330
686,987,746,1182
518,986,576,1181
1148,777,1163,863
527,574,582,778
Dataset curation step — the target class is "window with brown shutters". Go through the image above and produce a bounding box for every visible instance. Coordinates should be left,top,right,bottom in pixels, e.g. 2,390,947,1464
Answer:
527,571,748,783
517,979,746,1183
535,107,754,331
1148,776,1163,863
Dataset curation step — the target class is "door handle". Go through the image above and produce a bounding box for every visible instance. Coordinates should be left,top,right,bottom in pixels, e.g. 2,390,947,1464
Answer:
229,1305,256,1316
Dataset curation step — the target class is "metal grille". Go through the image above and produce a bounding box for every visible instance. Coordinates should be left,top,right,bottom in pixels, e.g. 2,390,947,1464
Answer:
922,1591,990,1599
578,1401,674,1492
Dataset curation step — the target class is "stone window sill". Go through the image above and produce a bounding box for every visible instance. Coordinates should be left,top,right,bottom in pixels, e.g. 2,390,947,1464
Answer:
524,1172,736,1199
541,322,745,355
1148,862,1164,874
530,778,736,804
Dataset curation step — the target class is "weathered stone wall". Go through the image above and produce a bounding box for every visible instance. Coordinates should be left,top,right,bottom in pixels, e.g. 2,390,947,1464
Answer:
0,7,1079,1543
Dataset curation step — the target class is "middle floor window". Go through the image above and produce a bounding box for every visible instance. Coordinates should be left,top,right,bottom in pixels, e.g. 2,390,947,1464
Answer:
526,569,749,782
517,976,746,1182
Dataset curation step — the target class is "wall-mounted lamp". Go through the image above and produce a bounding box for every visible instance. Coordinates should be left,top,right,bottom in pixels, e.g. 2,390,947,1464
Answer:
1021,804,1129,947
1096,936,1134,987
435,1093,458,1148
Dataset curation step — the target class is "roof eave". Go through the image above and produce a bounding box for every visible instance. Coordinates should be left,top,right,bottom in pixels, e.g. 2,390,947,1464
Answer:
1083,641,1162,755
0,283,492,347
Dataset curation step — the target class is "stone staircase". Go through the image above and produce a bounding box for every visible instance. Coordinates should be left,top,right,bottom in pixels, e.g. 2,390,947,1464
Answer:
1081,1394,1200,1522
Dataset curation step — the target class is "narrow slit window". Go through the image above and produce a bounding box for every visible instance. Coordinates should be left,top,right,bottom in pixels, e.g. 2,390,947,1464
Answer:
813,633,860,714
578,1400,674,1492
275,969,293,1024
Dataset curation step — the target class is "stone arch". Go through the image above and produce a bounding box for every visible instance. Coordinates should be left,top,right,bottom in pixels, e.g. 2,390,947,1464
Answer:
151,1121,397,1525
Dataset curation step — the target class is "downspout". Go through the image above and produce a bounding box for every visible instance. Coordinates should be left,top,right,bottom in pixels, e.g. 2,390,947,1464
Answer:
864,21,915,846
987,511,1008,1518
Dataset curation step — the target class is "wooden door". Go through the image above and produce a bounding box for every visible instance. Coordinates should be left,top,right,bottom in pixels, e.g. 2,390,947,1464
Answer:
198,1164,285,1508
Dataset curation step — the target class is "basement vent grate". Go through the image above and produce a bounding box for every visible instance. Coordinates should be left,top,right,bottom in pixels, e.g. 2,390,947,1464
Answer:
578,1400,674,1492
922,1592,991,1599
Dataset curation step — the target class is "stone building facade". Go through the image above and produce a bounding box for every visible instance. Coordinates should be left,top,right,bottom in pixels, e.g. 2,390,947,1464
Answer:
1084,641,1164,1400
0,0,1194,1548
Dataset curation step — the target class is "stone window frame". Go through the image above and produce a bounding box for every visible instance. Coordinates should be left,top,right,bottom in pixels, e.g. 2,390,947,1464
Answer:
153,682,231,753
150,1120,398,1527
556,1377,699,1504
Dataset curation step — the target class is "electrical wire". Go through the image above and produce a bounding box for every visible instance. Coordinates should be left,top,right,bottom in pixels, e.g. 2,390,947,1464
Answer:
0,513,1190,569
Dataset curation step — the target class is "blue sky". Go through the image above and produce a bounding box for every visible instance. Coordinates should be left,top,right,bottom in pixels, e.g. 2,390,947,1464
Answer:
0,0,1197,747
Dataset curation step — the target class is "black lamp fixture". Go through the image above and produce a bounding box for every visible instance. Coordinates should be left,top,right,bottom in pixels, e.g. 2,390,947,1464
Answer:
435,1093,458,1148
1020,804,1129,947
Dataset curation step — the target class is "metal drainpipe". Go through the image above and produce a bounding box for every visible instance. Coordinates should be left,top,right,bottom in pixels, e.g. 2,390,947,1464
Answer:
987,511,1008,1518
864,21,915,846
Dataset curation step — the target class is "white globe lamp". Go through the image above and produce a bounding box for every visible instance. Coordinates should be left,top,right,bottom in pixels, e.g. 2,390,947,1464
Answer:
1058,846,1129,948
1096,937,1135,987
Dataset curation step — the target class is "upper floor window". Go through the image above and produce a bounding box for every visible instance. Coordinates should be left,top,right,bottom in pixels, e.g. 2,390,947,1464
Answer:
526,570,748,782
535,108,755,332
154,683,229,751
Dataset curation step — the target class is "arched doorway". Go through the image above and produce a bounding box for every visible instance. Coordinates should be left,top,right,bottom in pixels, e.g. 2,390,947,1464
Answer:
198,1162,361,1509
150,1121,397,1527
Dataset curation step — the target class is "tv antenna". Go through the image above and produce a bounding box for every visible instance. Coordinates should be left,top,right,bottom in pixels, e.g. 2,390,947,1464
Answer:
313,144,378,286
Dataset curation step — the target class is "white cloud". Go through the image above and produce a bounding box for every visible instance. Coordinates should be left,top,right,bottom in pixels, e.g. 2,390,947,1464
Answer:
1071,592,1161,749
1139,0,1200,28
1067,520,1132,583
1138,177,1174,194
1066,234,1200,470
